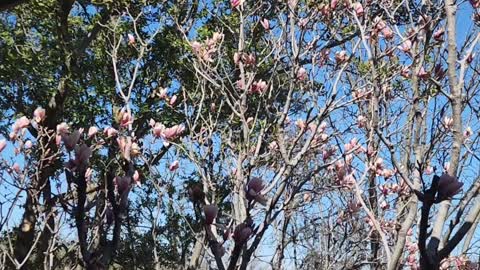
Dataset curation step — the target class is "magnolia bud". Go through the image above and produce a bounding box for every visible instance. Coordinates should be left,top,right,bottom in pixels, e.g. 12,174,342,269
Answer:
204,204,218,225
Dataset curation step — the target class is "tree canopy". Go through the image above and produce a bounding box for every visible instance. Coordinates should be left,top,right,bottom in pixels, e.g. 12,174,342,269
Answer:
1,0,480,270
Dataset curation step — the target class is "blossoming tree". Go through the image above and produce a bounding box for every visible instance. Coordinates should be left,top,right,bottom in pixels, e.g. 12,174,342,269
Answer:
1,0,480,270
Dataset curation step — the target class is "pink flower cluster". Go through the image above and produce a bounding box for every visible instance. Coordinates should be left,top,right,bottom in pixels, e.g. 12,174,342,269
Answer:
330,160,355,188
150,119,185,142
405,239,419,269
10,116,30,140
191,32,224,63
248,80,268,94
440,255,478,270
374,17,394,39
233,52,256,67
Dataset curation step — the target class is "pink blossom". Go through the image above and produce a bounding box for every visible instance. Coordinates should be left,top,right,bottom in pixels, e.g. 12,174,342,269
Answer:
204,204,218,224
152,123,165,138
296,67,308,81
390,183,401,194
373,157,384,175
374,17,387,31
169,160,180,171
464,126,473,138
295,119,306,130
191,41,202,53
169,95,177,106
438,173,463,198
162,124,185,140
366,145,376,157
357,115,367,128
379,196,389,210
308,123,317,133
117,136,132,161
119,109,133,127
149,118,156,127
425,166,434,175
316,133,328,142
318,121,327,131
345,154,353,165
401,66,411,78
210,102,216,112
85,168,93,181
406,253,417,266
24,140,33,149
330,0,338,9
249,80,268,94
381,27,394,39
335,50,348,64
417,67,429,79
13,116,30,133
56,122,69,135
128,34,135,45
104,127,118,138
335,160,346,180
33,107,46,123
397,40,412,53
303,192,312,203
347,201,361,213
443,116,454,130
379,184,390,196
158,88,168,99
55,134,62,146
231,0,243,9
12,163,21,173
364,217,374,227
236,53,255,67
0,139,6,153
133,170,140,187
466,53,475,64
375,157,384,167
322,147,336,161
353,2,364,16
382,169,395,179
233,52,241,65
433,28,445,41
236,79,245,90
212,32,223,43
470,0,480,8
260,18,270,30
352,88,368,100
344,138,358,152
343,173,356,188
88,126,98,138
298,18,309,28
